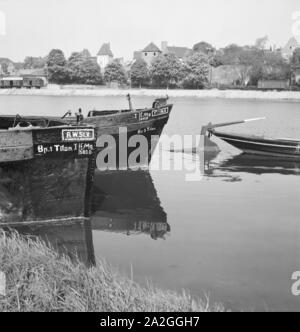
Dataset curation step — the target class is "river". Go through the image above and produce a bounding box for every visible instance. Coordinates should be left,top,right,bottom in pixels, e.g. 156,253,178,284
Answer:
1,94,300,311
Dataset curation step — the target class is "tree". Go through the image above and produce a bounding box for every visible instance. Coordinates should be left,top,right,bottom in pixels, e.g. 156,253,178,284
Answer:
130,59,149,88
24,56,46,69
255,36,269,50
193,41,215,55
67,52,85,83
47,49,67,67
81,49,92,58
79,58,103,85
150,53,183,88
215,44,248,65
104,60,126,84
67,52,102,85
46,49,68,84
292,48,300,66
181,53,210,89
249,51,290,85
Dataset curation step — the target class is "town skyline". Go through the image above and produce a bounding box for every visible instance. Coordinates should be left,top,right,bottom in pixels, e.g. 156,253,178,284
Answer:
0,0,299,62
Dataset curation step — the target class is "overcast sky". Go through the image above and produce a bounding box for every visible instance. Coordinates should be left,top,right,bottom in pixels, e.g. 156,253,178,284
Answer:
0,0,299,61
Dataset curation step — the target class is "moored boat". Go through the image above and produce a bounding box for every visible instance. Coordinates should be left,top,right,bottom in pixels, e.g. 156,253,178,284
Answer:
0,96,173,168
0,120,96,227
201,118,300,159
210,131,300,159
63,95,173,168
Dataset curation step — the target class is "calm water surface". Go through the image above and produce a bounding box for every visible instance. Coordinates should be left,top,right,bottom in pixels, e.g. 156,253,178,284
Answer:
1,94,300,311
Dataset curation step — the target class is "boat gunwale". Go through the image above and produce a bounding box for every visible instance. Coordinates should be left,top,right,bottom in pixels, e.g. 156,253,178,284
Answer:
0,124,96,133
0,104,173,124
212,130,300,147
85,104,173,120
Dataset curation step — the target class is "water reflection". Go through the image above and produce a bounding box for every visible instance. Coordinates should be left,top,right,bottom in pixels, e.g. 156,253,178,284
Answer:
7,221,96,266
0,157,96,266
194,146,300,180
91,170,169,240
0,158,94,224
219,154,300,176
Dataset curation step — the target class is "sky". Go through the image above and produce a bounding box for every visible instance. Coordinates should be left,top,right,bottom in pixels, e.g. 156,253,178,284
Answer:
0,0,299,62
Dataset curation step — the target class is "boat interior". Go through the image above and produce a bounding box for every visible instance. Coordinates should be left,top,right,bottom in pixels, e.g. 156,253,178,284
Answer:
0,115,65,130
212,130,300,144
87,109,133,117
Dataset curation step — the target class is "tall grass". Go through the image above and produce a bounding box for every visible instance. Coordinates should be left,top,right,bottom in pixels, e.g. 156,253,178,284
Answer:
0,231,224,312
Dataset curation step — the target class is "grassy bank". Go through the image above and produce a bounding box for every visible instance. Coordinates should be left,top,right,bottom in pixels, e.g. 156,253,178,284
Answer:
0,231,224,312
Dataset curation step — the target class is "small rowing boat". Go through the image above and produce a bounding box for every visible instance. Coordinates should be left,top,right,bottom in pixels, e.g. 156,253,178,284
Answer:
211,131,300,159
201,118,300,159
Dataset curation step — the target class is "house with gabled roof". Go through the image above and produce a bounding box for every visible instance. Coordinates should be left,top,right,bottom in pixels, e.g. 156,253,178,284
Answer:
291,48,300,85
97,43,114,72
161,42,192,61
0,58,16,75
282,37,300,59
134,42,162,66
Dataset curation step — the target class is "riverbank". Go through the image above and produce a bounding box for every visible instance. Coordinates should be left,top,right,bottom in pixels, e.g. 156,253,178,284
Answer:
0,231,224,312
1,84,300,101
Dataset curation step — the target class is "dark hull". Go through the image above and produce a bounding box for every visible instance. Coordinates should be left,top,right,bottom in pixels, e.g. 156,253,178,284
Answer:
0,127,96,227
212,131,300,159
95,116,169,169
32,126,95,160
0,126,96,163
0,104,172,169
84,104,172,168
0,156,95,226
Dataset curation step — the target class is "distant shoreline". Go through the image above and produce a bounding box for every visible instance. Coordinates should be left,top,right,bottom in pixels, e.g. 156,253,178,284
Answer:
1,84,300,101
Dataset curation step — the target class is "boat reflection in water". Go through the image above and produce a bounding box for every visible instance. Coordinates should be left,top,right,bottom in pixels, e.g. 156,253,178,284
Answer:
13,221,96,266
0,156,96,266
91,170,169,240
218,153,300,176
199,150,300,179
184,146,300,181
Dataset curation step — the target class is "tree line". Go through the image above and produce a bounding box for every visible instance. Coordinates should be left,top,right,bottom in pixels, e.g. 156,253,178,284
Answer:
19,38,300,89
46,49,102,85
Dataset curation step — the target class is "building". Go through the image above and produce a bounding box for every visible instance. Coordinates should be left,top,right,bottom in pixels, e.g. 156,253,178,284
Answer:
17,68,46,77
134,42,162,66
282,37,300,59
257,79,290,90
97,43,114,73
292,66,300,86
0,58,16,75
161,41,192,61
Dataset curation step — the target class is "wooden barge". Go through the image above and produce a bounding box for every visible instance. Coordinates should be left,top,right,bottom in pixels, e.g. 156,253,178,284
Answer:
0,122,96,227
0,96,173,168
0,126,95,163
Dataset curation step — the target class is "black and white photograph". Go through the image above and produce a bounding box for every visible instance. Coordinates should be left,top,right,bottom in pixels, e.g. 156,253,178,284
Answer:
0,0,300,315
